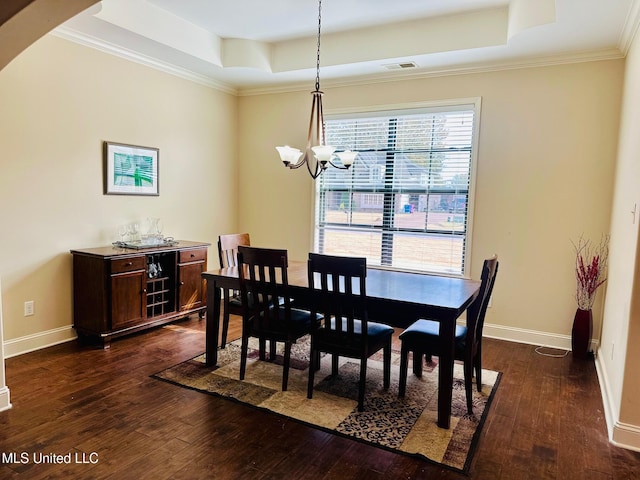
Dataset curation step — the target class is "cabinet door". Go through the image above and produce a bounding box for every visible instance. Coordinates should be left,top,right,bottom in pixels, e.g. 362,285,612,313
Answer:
178,262,204,311
111,271,146,329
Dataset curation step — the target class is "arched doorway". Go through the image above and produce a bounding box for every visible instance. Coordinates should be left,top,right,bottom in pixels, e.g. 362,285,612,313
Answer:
0,0,98,411
0,0,99,72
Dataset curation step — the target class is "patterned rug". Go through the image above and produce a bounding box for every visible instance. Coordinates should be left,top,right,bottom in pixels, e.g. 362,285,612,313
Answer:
152,337,500,473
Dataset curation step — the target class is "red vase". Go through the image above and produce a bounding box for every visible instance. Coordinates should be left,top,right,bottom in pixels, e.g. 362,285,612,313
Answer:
571,308,593,359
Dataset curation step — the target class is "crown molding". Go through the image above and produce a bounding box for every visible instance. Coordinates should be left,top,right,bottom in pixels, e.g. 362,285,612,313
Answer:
237,47,625,97
619,0,640,55
51,26,238,96
51,24,625,99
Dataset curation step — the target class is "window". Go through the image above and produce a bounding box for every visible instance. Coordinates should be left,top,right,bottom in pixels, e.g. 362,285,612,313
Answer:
314,100,480,276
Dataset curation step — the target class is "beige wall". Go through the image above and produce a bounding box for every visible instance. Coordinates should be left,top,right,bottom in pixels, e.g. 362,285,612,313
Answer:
601,24,640,443
0,35,238,345
238,61,623,342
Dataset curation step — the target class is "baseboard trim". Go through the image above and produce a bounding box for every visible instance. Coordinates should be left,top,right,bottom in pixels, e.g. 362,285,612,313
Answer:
0,386,11,412
3,326,77,358
595,349,619,439
611,421,640,452
594,348,640,452
482,322,572,349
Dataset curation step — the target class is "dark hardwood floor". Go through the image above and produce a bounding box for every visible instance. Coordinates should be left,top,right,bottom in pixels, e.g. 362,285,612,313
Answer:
1,315,639,479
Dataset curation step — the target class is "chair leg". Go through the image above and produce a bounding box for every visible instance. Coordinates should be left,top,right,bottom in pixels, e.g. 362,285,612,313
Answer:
258,337,266,360
307,342,316,399
383,338,391,390
282,341,292,391
464,359,474,415
270,339,277,361
239,334,249,381
331,354,339,376
412,350,424,378
221,290,231,348
474,351,482,392
399,344,409,397
358,358,367,412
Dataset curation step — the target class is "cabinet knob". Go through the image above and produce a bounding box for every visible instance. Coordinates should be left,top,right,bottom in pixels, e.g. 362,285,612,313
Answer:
142,288,147,293
125,262,133,266
190,254,195,258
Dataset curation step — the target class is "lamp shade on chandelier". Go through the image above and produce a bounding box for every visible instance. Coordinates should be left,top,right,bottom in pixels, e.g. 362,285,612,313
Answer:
275,0,357,179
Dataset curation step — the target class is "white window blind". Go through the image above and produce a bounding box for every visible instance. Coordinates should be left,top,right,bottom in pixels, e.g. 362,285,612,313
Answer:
314,102,478,276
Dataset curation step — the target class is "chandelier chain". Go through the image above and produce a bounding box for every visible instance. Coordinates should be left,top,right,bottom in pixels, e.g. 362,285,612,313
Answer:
315,0,322,91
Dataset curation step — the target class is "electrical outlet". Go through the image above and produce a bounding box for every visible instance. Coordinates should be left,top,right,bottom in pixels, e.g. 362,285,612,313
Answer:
24,300,34,316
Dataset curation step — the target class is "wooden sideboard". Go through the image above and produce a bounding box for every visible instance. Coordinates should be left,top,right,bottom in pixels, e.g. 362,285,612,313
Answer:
70,240,209,348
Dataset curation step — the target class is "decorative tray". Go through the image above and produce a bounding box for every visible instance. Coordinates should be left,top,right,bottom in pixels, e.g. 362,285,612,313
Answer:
112,238,178,250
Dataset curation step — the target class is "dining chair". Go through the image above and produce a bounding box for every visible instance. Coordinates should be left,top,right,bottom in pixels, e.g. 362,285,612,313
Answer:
398,255,499,415
237,245,320,391
217,233,250,347
307,253,394,412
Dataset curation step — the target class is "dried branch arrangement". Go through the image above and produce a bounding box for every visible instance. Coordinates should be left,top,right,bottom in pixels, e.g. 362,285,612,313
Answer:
572,235,609,310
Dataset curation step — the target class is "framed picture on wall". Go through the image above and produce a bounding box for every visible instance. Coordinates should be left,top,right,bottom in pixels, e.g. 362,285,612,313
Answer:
103,141,159,196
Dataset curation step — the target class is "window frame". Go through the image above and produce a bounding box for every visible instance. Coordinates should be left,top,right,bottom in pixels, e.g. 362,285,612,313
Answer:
312,98,482,278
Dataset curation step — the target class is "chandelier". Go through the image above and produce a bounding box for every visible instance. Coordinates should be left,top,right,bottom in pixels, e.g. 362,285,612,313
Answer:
275,0,358,179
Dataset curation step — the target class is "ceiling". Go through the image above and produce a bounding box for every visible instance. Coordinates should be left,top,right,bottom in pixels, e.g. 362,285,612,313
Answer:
53,0,640,94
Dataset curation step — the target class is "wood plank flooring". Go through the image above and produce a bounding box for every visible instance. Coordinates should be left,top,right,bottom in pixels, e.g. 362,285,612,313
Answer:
1,315,639,479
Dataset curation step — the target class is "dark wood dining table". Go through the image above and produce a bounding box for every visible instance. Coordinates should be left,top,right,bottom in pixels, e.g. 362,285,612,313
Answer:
202,261,480,429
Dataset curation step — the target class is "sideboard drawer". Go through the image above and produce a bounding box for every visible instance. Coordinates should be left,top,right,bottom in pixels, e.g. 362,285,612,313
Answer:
179,248,206,263
111,256,145,274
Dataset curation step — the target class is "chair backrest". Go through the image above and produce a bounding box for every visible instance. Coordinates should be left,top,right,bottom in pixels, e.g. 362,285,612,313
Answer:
307,253,368,349
237,245,292,333
218,233,250,268
466,255,499,352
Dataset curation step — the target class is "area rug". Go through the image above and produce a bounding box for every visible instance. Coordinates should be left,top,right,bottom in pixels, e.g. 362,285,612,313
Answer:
152,337,500,473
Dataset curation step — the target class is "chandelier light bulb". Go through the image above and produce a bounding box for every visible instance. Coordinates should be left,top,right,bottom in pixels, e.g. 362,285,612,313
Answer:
336,150,358,167
311,145,336,164
276,146,303,166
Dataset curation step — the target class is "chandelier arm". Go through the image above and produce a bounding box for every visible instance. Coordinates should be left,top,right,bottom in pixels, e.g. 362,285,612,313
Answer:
306,154,323,179
318,92,326,147
308,92,322,177
306,93,317,151
287,155,308,170
326,159,350,170
316,93,324,147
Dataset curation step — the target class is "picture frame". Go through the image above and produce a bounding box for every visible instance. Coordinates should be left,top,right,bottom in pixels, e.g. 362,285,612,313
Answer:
103,141,159,196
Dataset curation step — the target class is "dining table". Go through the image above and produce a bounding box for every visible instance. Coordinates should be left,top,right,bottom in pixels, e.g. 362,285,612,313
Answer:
202,261,480,429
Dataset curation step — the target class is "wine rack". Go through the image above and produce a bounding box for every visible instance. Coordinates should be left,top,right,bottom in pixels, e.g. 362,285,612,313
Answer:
146,253,176,318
